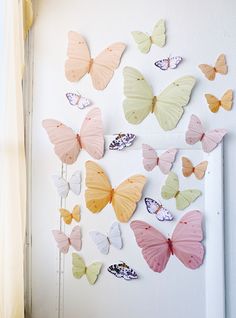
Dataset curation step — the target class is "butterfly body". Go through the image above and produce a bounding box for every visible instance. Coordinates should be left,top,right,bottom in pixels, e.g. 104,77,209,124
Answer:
108,262,138,280
145,197,173,221
72,254,102,285
109,133,136,150
155,56,183,70
198,54,227,80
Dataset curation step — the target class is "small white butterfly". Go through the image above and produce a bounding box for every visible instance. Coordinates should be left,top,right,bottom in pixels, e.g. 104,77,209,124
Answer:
66,92,91,109
154,56,183,70
90,222,123,255
52,170,81,198
145,197,174,221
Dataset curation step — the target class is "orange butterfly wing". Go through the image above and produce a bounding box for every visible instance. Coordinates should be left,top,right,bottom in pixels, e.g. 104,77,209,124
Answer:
182,157,194,177
221,89,233,111
194,161,208,180
198,64,216,80
205,94,221,112
214,54,228,74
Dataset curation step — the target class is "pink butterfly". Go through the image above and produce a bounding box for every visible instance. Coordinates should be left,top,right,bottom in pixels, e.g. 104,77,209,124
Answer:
142,144,178,174
154,56,183,70
185,114,227,153
52,225,82,254
130,210,204,272
42,107,104,164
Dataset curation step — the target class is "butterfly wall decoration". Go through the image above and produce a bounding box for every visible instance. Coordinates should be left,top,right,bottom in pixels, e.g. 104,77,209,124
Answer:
109,133,136,150
144,197,174,221
204,89,233,113
66,92,91,109
72,254,102,285
52,170,81,198
108,262,138,280
59,205,81,224
182,157,208,180
52,225,82,254
198,54,227,81
154,56,183,70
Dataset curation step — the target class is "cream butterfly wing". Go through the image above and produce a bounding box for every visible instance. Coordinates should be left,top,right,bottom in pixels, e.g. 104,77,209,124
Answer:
151,19,166,47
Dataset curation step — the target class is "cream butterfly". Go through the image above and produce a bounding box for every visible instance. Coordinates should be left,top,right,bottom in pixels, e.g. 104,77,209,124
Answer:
123,67,196,131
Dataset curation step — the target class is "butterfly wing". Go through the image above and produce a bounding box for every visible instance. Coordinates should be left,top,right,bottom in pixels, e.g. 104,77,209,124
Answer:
71,205,81,222
69,170,81,195
151,19,166,47
144,197,173,221
112,175,147,222
161,172,179,200
154,58,169,70
86,262,103,285
221,89,233,111
172,210,204,269
89,231,110,255
169,56,183,69
59,208,73,224
142,144,158,171
204,94,221,113
66,93,80,106
131,31,152,54
70,225,82,251
80,107,104,159
158,148,178,174
52,230,70,254
90,43,126,90
78,96,91,109
198,64,216,81
130,220,170,272
182,157,194,177
123,67,153,124
108,222,123,249
42,119,80,164
176,190,201,210
65,32,90,82
185,114,205,145
215,54,228,75
201,129,227,153
154,76,196,130
109,133,136,150
72,253,86,279
52,175,69,198
85,160,112,213
194,161,208,180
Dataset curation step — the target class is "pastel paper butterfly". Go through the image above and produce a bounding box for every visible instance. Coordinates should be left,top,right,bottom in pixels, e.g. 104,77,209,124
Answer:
131,19,166,54
85,160,146,222
130,210,204,272
66,92,91,109
185,114,227,153
52,225,82,254
182,157,208,180
109,133,136,150
42,107,104,164
90,222,122,255
144,197,174,221
72,253,102,285
108,262,138,280
65,31,126,90
123,67,196,131
198,54,227,81
52,170,81,198
154,56,183,70
205,89,233,113
161,172,201,210
59,205,81,224
142,144,177,174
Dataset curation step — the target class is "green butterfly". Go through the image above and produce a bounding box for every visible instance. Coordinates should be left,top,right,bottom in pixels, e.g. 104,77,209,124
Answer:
123,67,196,131
72,253,102,285
161,172,201,210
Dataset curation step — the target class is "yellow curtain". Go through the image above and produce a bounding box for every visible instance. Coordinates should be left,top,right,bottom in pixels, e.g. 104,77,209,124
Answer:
0,1,32,317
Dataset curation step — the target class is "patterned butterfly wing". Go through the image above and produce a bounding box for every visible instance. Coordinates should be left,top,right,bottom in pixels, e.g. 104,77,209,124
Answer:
66,93,81,106
108,263,138,280
144,197,173,221
109,133,136,150
169,56,183,69
154,58,170,70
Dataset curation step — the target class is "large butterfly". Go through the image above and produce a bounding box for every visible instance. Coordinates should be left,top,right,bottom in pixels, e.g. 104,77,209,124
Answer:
131,19,166,54
144,197,174,221
123,67,196,131
42,107,104,164
65,31,126,90
52,170,81,198
182,157,208,180
198,54,227,81
205,89,233,113
130,210,204,272
52,226,82,254
161,172,201,210
185,114,227,153
154,56,183,70
85,160,146,222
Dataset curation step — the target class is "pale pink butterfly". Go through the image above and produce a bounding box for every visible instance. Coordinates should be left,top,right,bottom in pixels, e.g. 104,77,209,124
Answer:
185,114,227,153
52,225,82,254
144,197,174,221
109,133,136,150
154,56,183,70
130,210,204,272
66,92,91,109
142,144,178,174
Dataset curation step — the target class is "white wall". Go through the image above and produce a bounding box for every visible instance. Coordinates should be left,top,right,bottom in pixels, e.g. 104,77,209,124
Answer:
30,0,236,317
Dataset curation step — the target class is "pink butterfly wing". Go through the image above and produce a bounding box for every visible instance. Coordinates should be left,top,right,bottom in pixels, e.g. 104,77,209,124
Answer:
185,115,205,145
69,225,82,251
42,119,81,164
201,129,227,153
169,56,183,69
80,107,104,159
142,144,158,171
130,220,171,272
172,210,204,269
158,148,178,174
52,230,70,254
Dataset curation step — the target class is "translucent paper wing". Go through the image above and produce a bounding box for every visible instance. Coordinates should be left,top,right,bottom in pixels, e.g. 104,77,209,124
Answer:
52,225,82,254
144,197,174,221
109,133,136,150
198,54,227,80
182,157,208,180
205,89,233,113
52,170,81,198
107,262,138,280
59,205,81,224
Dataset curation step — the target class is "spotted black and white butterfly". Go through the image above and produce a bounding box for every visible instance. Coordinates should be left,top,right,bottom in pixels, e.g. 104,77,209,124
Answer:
66,92,91,109
145,197,174,221
107,262,138,280
109,133,136,150
154,56,183,70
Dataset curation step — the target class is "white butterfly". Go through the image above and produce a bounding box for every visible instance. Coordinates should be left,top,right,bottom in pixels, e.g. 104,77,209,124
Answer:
90,222,123,255
66,92,91,109
52,170,81,198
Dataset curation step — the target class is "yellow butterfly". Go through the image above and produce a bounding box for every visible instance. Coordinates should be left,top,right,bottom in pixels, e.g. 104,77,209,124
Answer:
198,54,228,81
205,89,233,113
85,160,146,222
59,205,81,224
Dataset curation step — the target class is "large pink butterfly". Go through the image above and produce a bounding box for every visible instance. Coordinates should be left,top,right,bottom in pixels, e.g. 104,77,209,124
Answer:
42,107,104,164
52,225,82,254
185,114,227,153
130,210,204,272
142,144,178,174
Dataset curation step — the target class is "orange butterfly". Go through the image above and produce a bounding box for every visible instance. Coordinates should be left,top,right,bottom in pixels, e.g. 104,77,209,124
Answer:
205,89,233,113
59,205,81,224
198,54,227,81
182,157,208,180
65,31,126,90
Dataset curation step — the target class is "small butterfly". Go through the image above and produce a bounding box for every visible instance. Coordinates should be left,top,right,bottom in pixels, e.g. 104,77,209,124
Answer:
52,170,81,198
59,205,81,224
109,133,136,150
182,157,208,180
154,56,183,70
144,197,173,221
198,54,227,81
108,262,138,280
52,225,82,254
205,89,233,113
66,92,91,109
72,254,102,285
185,114,227,153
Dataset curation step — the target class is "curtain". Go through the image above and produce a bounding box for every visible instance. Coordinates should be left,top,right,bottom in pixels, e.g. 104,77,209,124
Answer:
0,1,32,317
